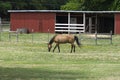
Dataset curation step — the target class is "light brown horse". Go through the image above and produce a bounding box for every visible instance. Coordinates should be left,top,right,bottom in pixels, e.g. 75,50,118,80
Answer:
48,34,81,53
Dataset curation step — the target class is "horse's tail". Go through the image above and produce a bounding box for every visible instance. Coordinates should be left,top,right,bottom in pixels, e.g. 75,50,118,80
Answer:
48,35,57,44
74,36,81,47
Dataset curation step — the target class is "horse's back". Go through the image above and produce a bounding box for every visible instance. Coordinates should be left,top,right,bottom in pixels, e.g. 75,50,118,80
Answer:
54,34,74,43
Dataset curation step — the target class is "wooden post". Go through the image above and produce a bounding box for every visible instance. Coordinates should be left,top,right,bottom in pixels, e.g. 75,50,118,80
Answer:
68,12,70,34
83,13,86,33
9,31,11,41
48,28,50,43
110,30,112,44
32,29,34,43
0,17,1,41
95,14,97,33
16,32,18,42
79,31,82,43
0,24,1,41
0,29,1,41
9,31,18,42
95,31,97,45
89,17,92,33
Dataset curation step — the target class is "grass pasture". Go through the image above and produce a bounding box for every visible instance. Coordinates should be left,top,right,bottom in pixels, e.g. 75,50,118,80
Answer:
0,32,120,80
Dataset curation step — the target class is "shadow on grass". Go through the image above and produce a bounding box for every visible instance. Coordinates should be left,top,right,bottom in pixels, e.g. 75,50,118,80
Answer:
0,67,90,80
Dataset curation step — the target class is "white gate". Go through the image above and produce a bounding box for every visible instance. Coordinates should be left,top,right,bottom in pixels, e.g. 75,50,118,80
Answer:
55,23,85,33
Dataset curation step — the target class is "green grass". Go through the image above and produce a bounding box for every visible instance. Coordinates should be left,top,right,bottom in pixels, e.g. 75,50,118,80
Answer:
0,33,120,80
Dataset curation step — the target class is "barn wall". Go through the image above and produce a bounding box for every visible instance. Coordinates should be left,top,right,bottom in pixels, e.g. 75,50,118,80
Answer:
115,14,120,34
10,13,25,31
41,13,55,33
10,12,55,33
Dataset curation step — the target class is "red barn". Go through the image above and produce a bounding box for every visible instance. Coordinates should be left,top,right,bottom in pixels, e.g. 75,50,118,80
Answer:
8,10,120,34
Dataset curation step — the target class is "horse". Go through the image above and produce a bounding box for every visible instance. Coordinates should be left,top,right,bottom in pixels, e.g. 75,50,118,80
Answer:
48,34,81,53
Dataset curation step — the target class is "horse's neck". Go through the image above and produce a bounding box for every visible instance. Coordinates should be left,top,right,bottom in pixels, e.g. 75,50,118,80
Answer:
49,42,53,45
49,36,55,45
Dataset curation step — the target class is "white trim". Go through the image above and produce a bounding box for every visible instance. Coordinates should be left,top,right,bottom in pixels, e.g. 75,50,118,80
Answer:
8,10,120,13
55,23,84,26
55,27,84,29
55,30,84,32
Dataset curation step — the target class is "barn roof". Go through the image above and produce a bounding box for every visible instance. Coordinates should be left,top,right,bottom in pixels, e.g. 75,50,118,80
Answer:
8,10,120,14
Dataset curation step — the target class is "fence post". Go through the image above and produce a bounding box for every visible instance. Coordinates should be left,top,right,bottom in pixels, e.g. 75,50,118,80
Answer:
48,28,50,43
16,32,18,42
0,29,1,41
0,17,1,41
95,31,97,45
79,31,81,43
9,31,11,41
110,30,112,44
32,29,34,43
0,26,1,41
9,31,19,42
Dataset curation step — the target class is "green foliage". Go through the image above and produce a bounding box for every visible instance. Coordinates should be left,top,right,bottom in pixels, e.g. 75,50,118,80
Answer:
0,0,68,18
61,0,82,10
1,0,120,18
111,0,120,10
0,1,12,17
26,0,45,10
61,0,114,11
81,0,114,10
42,0,68,10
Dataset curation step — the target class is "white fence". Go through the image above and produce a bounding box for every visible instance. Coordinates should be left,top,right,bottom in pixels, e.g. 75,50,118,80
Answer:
0,24,10,32
0,19,10,32
55,23,85,33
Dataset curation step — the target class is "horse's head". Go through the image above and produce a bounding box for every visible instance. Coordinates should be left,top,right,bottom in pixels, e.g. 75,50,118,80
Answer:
48,44,52,52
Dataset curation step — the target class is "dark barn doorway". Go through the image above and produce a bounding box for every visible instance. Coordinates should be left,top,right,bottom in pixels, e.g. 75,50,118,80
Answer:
56,12,114,34
97,13,114,33
85,13,114,33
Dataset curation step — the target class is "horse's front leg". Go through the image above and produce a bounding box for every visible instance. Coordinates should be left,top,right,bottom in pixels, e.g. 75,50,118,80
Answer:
71,44,73,53
53,44,58,52
58,44,60,52
73,44,75,52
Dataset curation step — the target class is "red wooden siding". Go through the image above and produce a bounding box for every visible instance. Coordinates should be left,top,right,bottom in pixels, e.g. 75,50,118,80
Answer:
115,14,120,34
10,12,55,33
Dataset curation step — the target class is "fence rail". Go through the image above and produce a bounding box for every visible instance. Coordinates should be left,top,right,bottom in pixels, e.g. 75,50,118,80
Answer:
95,31,112,45
55,23,85,33
0,22,113,45
0,23,10,32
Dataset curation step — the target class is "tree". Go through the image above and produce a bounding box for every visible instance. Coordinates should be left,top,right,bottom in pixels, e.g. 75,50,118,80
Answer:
0,0,68,18
111,0,120,10
0,1,12,18
25,0,45,10
42,0,68,10
61,0,114,11
61,0,82,10
10,0,27,9
81,0,113,11
1,0,120,19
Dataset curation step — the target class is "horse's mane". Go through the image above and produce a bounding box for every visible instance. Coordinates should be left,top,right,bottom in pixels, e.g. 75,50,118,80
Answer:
48,35,57,44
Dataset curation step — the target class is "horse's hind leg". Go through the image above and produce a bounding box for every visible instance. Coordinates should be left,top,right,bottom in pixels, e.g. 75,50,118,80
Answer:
58,44,60,52
71,44,75,53
53,44,58,52
70,44,73,53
